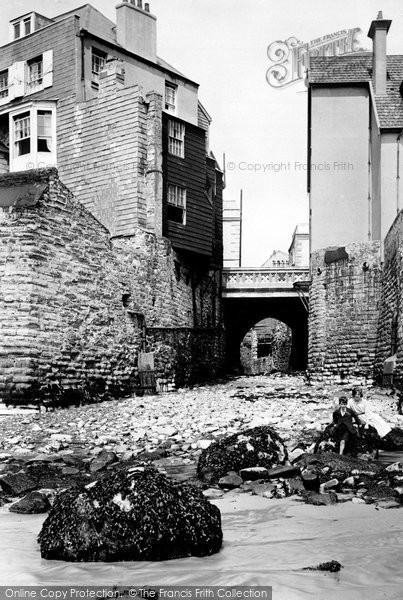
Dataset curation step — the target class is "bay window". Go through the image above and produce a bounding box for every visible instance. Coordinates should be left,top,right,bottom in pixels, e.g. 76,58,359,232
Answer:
9,103,56,171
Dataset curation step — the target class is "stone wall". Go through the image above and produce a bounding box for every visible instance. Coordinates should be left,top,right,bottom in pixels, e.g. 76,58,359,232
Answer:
375,212,403,386
146,328,225,390
272,322,292,371
308,241,382,382
0,169,142,402
0,169,224,404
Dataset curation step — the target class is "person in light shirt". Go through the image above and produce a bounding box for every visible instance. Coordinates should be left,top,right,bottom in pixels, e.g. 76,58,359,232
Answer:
348,388,392,438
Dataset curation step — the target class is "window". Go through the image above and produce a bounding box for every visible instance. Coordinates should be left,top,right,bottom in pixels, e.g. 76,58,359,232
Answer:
24,18,31,35
27,56,43,92
11,15,33,40
37,111,52,152
9,103,56,172
91,48,107,88
165,83,177,113
0,71,8,100
167,185,186,224
168,120,185,157
14,112,31,156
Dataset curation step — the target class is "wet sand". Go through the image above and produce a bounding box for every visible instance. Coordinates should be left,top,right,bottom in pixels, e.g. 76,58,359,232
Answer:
1,494,403,600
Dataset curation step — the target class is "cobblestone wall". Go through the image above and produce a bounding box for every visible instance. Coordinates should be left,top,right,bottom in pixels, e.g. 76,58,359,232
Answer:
375,212,403,386
0,169,224,404
308,241,382,382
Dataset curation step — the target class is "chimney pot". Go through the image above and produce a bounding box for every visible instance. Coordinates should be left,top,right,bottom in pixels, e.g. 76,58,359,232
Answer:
145,3,150,12
377,10,383,19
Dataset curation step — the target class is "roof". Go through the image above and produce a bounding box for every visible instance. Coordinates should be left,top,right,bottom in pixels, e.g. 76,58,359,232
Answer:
10,11,53,24
309,54,403,129
0,183,47,208
261,250,289,268
52,4,117,45
52,4,193,82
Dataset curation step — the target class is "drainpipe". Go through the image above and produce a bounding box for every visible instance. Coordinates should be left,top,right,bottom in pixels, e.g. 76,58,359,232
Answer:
80,31,86,101
397,129,403,214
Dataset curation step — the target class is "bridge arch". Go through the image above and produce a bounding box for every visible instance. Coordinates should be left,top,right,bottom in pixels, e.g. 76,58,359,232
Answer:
222,267,309,372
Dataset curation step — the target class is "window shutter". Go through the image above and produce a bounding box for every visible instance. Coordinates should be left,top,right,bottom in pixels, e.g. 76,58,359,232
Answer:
42,50,53,89
8,61,25,99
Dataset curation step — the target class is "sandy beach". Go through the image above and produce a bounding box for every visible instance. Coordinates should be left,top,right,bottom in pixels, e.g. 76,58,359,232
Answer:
1,493,403,599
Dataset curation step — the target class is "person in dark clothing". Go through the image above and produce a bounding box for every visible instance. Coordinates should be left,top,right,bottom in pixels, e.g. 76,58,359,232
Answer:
333,396,361,455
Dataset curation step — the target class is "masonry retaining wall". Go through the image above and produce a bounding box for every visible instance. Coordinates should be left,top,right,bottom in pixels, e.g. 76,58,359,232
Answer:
308,241,382,382
0,169,224,404
375,212,403,386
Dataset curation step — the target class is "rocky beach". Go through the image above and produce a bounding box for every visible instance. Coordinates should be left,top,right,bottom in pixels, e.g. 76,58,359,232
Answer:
1,374,403,598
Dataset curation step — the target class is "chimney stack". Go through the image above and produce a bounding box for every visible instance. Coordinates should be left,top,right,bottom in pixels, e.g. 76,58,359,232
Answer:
116,1,156,62
368,11,392,95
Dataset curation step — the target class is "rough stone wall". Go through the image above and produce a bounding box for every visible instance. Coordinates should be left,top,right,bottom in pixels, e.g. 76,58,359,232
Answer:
0,169,224,403
146,328,225,390
0,169,142,402
272,322,292,371
240,329,258,374
308,241,382,382
375,212,403,386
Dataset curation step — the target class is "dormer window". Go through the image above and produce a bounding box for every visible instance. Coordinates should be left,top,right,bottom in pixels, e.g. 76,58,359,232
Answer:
11,14,34,40
24,18,31,35
165,83,177,114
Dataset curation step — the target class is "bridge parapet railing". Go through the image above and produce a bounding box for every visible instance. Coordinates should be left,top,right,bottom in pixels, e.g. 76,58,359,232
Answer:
222,268,310,289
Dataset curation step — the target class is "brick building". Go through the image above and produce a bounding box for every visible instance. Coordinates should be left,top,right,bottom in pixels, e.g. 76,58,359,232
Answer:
0,2,224,402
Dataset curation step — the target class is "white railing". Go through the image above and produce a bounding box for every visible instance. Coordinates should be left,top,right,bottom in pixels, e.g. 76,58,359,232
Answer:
222,267,310,289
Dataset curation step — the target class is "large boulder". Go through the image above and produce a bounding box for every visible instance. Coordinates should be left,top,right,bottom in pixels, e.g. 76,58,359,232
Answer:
381,428,403,451
38,467,222,562
295,452,382,484
197,426,287,483
313,423,380,456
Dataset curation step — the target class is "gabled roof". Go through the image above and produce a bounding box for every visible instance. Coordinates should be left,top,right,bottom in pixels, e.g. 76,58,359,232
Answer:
309,54,403,129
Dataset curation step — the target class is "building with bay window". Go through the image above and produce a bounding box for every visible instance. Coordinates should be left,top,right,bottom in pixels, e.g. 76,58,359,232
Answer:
0,1,223,266
0,2,224,401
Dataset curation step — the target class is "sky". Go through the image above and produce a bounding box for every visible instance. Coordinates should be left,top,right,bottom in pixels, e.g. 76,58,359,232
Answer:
2,0,403,265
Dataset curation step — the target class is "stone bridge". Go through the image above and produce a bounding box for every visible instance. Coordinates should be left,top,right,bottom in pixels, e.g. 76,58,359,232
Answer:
222,267,310,371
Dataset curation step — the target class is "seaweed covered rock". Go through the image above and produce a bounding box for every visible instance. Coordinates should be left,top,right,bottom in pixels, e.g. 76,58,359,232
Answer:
314,423,380,456
381,427,403,451
38,467,222,562
295,452,382,484
197,426,287,483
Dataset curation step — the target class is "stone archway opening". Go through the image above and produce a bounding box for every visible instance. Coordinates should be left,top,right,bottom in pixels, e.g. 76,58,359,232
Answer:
240,317,292,375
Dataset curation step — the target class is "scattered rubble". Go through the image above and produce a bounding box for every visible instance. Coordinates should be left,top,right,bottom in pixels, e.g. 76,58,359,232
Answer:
0,374,402,514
